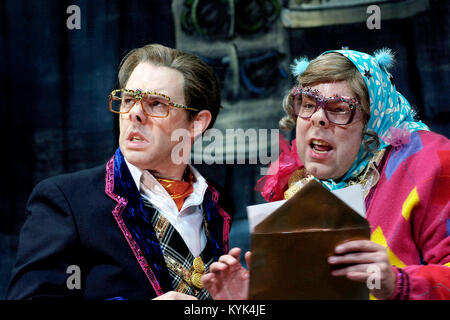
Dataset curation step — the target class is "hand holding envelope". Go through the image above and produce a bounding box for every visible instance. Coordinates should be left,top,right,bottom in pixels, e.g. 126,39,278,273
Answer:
203,180,395,299
247,180,370,299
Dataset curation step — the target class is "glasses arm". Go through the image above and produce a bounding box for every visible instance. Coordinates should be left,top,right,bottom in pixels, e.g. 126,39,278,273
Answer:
171,102,200,112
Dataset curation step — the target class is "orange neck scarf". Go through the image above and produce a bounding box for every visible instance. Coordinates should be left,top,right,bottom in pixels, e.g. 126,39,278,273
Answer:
156,170,195,211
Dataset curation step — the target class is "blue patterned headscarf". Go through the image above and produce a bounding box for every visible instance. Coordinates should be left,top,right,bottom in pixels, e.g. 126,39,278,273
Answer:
292,49,429,190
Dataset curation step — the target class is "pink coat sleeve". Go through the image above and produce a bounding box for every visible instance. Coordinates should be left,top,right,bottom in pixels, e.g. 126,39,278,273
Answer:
368,131,450,300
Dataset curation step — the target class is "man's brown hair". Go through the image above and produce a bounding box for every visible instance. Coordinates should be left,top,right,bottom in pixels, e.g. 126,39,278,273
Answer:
118,44,222,128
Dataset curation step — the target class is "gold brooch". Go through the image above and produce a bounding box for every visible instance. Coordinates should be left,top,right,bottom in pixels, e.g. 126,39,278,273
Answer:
191,256,205,289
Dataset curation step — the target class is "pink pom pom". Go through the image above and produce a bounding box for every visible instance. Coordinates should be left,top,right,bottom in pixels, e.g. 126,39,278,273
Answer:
382,127,411,147
255,135,303,201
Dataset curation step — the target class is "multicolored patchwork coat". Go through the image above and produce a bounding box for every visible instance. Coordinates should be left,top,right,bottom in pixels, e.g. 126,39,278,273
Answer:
366,131,449,299
258,130,449,300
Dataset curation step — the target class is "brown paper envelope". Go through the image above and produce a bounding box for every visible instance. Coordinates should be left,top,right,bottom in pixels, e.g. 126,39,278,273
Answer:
249,180,370,300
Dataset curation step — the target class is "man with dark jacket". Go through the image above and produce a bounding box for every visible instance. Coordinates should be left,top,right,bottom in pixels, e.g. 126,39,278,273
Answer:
7,44,232,300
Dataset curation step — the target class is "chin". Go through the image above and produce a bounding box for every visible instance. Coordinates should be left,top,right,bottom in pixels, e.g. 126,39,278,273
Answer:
305,164,342,180
122,148,146,166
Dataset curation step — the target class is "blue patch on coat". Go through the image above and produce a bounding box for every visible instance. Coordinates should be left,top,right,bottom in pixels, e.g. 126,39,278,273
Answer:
385,132,423,180
447,218,450,237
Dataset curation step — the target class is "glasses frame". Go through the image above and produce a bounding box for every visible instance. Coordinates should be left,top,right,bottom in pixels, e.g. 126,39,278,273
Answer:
109,88,199,118
290,86,362,125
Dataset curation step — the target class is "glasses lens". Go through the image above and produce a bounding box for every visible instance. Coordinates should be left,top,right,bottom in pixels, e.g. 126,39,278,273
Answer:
326,101,352,124
110,90,170,117
141,94,170,117
291,87,357,125
110,90,135,113
295,94,317,118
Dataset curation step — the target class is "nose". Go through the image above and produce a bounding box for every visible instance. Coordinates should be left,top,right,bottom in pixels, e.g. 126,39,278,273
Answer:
310,103,330,128
127,101,148,124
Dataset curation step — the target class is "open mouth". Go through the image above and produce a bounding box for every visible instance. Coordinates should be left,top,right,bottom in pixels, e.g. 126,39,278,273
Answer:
125,131,149,150
128,131,147,142
310,139,333,154
130,136,144,142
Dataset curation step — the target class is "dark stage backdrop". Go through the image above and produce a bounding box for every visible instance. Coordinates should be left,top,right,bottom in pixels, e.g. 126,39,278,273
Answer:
0,0,448,299
0,0,177,298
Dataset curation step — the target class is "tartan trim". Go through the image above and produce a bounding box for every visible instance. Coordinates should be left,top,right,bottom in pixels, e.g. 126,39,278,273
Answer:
143,198,214,299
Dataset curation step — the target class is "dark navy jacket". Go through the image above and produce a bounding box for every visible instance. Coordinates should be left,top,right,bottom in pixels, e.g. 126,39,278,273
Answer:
7,150,232,300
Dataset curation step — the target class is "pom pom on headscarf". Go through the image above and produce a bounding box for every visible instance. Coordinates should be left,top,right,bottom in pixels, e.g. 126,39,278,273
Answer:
291,57,309,77
374,48,395,69
382,126,411,147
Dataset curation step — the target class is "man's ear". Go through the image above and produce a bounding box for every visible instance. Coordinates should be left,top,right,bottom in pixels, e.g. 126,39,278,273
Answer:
191,110,212,139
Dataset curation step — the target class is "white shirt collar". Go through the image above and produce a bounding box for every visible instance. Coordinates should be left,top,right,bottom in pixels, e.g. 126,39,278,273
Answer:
125,158,144,190
123,158,208,211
